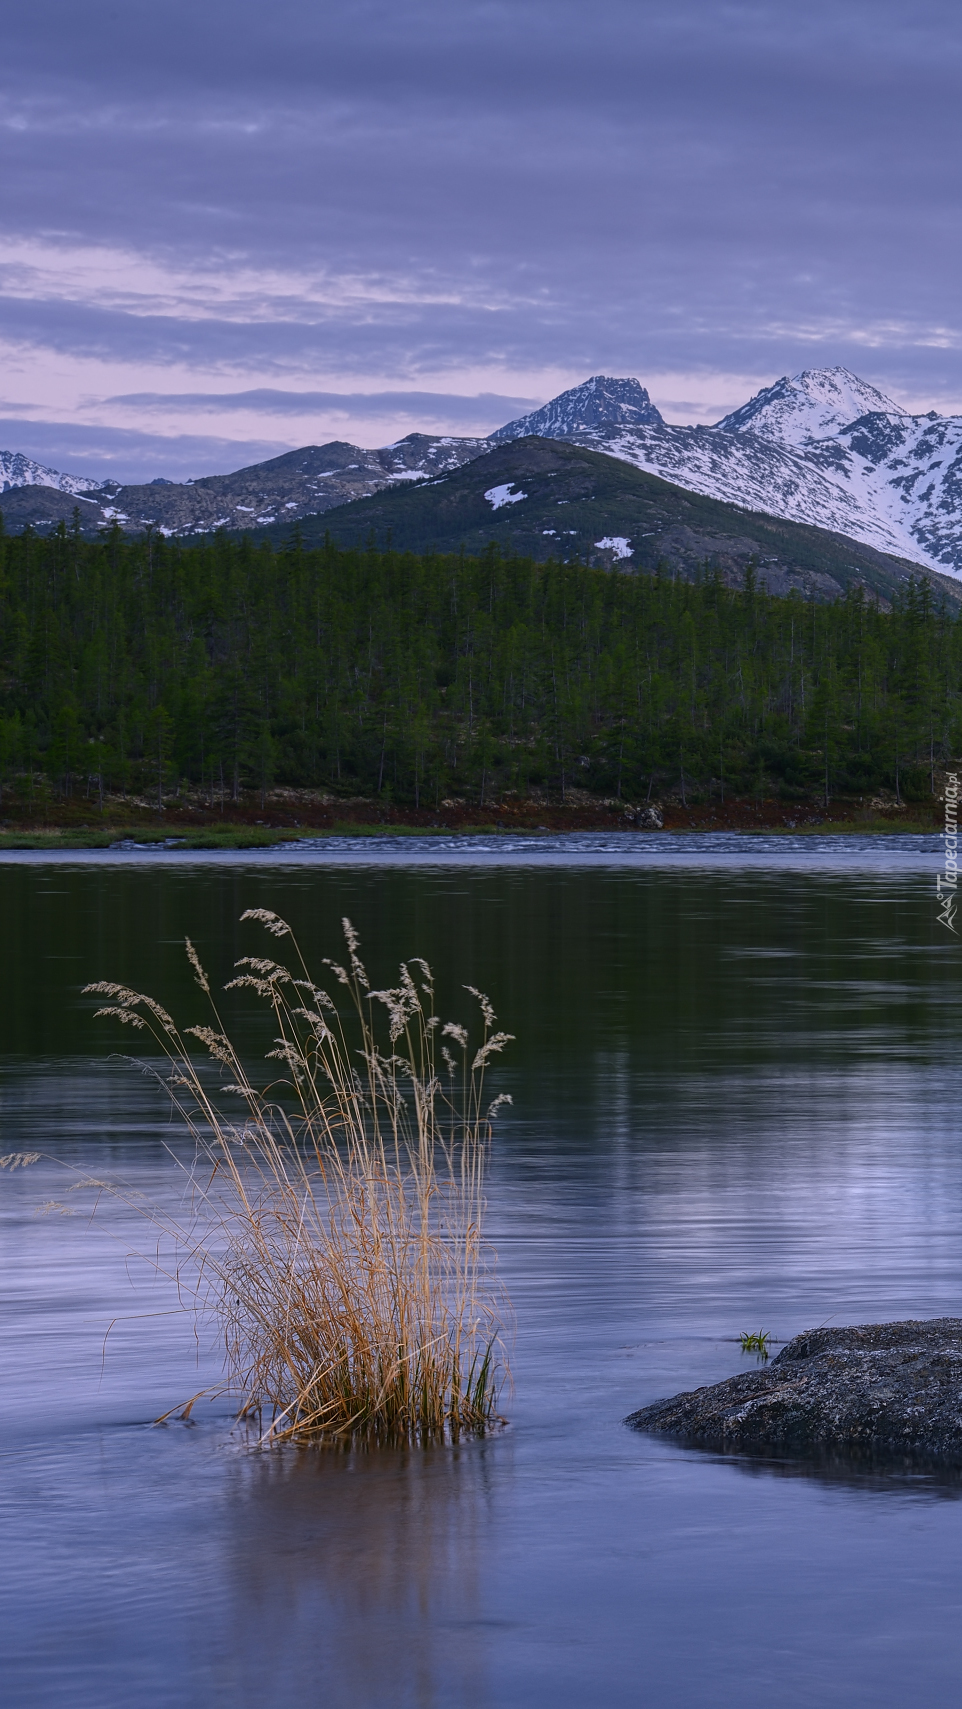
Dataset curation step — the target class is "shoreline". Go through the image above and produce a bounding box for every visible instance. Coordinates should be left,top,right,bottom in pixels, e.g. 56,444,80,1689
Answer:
0,797,941,851
0,822,939,851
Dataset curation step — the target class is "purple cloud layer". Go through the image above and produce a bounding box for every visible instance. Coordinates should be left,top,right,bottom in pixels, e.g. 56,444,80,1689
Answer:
2,0,962,479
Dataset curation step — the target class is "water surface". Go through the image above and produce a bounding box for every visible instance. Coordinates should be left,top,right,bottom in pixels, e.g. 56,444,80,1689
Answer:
1,843,961,1707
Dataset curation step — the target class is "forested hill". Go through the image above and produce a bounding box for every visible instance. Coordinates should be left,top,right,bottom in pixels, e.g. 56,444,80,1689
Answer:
0,523,959,807
249,438,962,610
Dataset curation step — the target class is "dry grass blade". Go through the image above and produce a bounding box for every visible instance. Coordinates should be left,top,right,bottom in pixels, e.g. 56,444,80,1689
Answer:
83,916,511,1446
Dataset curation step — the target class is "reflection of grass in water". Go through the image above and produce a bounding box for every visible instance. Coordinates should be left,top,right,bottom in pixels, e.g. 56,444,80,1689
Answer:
221,1444,494,1703
84,913,511,1445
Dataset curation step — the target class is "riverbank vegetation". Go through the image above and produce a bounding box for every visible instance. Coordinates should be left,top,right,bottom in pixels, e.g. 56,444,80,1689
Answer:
1,521,959,809
85,914,509,1443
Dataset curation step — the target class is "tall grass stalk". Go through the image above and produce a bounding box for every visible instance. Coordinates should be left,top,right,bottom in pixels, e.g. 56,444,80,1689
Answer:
83,912,512,1444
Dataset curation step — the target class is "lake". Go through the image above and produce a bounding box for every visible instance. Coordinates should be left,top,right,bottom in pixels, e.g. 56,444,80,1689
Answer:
2,834,961,1707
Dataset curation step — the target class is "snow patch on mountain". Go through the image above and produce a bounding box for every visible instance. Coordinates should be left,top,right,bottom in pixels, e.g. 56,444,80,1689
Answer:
595,536,632,559
484,483,527,509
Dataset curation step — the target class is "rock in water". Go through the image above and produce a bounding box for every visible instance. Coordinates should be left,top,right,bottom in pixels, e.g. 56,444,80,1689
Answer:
627,1320,962,1459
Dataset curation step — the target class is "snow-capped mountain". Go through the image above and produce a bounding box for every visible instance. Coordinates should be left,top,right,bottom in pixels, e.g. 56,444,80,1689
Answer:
721,369,962,576
493,366,962,577
6,365,962,575
491,375,664,440
716,367,907,446
0,450,101,496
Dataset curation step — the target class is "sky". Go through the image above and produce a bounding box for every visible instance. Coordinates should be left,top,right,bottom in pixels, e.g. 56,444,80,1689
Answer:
3,0,962,483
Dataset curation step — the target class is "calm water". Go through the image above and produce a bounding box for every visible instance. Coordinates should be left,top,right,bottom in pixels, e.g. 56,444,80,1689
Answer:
2,836,961,1707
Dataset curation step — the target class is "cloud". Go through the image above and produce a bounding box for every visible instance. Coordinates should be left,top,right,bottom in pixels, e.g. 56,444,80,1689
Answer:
0,419,290,484
0,392,541,484
103,388,538,420
3,0,962,448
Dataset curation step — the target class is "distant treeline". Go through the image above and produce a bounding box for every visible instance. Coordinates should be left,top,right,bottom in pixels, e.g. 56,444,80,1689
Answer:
0,518,959,806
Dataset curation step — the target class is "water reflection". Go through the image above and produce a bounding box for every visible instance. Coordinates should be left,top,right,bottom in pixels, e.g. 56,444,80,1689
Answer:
4,858,962,1707
699,1444,962,1499
216,1442,501,1707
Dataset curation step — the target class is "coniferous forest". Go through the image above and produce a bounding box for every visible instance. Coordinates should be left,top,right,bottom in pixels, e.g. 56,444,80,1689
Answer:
1,518,960,808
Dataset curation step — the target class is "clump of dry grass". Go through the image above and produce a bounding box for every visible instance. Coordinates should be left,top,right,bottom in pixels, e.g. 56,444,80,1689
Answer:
83,912,512,1444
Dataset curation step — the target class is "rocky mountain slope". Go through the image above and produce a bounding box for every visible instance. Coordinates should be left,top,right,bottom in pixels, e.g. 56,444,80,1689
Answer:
0,434,490,537
5,365,962,579
489,374,665,438
265,436,962,608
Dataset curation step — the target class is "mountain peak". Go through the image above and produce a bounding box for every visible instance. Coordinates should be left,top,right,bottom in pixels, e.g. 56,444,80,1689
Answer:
0,449,101,497
490,376,664,442
716,366,907,446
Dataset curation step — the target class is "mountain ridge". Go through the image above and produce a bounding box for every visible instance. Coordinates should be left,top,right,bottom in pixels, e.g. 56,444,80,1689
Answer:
5,365,962,579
